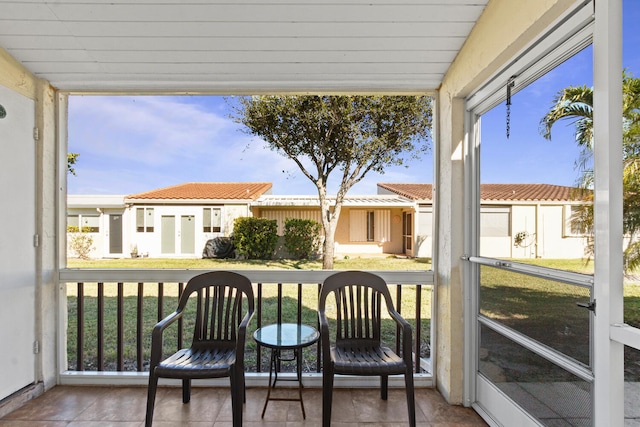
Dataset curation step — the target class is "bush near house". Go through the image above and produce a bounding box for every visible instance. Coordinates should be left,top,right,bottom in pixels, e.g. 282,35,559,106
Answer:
283,218,322,260
67,226,94,260
233,217,278,260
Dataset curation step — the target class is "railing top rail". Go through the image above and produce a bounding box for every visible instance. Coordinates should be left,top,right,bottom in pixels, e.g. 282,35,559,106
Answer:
59,268,434,285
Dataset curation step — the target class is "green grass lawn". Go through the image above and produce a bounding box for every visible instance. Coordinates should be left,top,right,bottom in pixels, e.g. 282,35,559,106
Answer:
66,255,433,270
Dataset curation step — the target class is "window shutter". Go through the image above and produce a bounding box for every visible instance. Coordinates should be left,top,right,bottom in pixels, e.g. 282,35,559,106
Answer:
350,210,367,242
374,209,391,242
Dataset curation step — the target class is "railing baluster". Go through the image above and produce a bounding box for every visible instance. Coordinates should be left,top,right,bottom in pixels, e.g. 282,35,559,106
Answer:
157,282,164,322
97,282,104,371
415,284,422,373
297,283,303,325
277,283,282,324
396,283,402,355
317,282,322,373
256,283,263,372
76,282,84,371
178,282,184,350
137,282,144,372
117,282,124,371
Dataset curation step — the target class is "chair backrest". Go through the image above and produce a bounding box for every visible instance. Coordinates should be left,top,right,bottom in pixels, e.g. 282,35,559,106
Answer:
319,271,394,345
177,271,255,347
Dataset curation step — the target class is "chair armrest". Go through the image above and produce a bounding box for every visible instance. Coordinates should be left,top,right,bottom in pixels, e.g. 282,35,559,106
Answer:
317,309,332,366
149,310,183,368
235,309,254,359
387,307,413,362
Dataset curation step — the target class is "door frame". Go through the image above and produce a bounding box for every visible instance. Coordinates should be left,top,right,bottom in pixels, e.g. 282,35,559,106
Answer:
460,1,630,424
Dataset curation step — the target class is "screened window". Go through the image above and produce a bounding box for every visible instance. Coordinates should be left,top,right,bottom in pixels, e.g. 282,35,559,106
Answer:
480,206,510,237
67,215,79,229
136,207,154,232
564,204,590,236
203,207,222,233
67,213,99,232
350,209,391,242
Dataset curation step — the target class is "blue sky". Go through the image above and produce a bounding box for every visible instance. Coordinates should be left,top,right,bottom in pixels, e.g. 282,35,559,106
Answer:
67,1,640,196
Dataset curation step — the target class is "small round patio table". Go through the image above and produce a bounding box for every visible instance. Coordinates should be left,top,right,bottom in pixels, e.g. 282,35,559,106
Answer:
253,323,320,419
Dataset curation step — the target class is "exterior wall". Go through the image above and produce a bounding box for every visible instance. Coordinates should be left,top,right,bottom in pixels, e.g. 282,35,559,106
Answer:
130,203,246,258
334,207,404,256
67,202,252,259
411,201,590,260
257,206,406,257
537,205,588,258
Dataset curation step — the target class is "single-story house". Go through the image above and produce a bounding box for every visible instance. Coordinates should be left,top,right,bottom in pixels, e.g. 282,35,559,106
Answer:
378,183,591,259
68,181,590,260
67,182,272,259
251,194,414,258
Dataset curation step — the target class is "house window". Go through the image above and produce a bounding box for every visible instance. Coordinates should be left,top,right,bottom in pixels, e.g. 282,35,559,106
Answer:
367,211,375,241
350,209,391,242
480,206,510,237
564,204,589,236
203,207,222,232
67,214,99,232
136,208,154,232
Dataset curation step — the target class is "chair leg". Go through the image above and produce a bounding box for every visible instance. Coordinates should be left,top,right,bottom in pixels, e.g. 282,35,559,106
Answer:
241,369,246,403
381,374,388,400
182,379,191,403
405,370,416,427
145,372,159,427
230,370,243,427
322,370,334,427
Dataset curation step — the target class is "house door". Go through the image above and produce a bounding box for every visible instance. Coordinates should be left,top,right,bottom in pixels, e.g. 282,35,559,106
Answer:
180,215,195,254
402,212,412,254
0,85,36,400
161,216,175,254
109,214,123,254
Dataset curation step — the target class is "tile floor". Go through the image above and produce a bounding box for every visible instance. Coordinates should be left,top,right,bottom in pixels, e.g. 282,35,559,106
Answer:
0,385,488,426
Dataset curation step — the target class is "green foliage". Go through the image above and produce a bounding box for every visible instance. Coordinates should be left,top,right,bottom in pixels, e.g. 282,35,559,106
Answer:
283,218,322,259
541,70,640,271
233,217,278,260
67,153,79,175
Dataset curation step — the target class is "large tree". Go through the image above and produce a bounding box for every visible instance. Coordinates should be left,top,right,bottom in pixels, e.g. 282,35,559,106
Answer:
540,71,640,271
234,95,432,269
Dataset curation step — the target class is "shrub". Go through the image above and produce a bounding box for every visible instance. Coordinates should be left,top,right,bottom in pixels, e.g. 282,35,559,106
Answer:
283,218,322,259
67,226,94,259
233,217,278,260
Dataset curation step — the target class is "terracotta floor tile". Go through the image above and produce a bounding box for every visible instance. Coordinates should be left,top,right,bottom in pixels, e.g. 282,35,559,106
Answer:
0,386,489,427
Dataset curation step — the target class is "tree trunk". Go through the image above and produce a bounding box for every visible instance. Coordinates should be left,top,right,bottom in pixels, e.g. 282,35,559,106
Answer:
322,229,335,269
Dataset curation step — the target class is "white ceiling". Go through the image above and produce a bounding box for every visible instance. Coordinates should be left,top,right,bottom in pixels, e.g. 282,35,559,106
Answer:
0,0,489,93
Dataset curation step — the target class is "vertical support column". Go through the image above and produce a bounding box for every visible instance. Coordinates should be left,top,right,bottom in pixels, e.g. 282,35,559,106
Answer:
35,79,60,390
593,0,624,425
434,91,466,404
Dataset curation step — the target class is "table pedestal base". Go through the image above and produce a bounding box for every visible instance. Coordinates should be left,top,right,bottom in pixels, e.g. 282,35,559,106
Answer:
261,347,306,419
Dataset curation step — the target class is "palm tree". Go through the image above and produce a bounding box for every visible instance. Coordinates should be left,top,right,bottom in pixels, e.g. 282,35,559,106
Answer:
540,71,640,271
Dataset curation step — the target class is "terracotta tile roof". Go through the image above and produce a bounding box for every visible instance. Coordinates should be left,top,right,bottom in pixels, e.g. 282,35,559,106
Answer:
378,183,433,200
480,184,590,201
378,183,590,202
126,182,272,201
